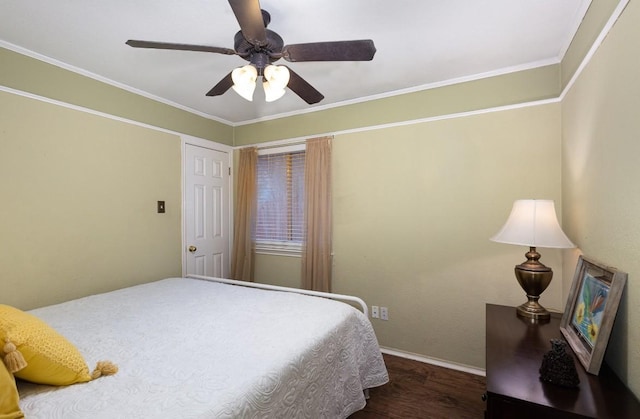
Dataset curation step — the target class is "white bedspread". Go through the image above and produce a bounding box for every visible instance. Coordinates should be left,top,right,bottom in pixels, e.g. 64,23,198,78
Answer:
18,278,388,418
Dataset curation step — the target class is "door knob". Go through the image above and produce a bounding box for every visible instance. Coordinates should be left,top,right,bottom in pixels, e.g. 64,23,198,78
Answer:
188,245,197,253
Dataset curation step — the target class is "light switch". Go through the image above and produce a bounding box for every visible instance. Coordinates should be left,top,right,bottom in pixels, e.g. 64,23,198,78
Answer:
157,201,165,213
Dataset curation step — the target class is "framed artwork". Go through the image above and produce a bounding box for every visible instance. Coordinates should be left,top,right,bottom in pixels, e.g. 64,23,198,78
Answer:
560,255,627,375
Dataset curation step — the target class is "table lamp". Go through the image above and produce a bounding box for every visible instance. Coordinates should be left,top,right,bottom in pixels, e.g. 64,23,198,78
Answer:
490,200,575,320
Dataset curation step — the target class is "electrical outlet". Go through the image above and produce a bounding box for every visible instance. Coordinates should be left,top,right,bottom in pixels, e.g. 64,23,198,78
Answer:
380,307,388,321
371,306,379,319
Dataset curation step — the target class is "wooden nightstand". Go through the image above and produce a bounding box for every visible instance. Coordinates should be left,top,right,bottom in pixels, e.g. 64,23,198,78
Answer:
485,304,640,418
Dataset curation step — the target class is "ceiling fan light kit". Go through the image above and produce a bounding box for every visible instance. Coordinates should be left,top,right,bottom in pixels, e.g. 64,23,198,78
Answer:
231,64,258,101
126,0,376,105
230,63,289,102
263,65,290,102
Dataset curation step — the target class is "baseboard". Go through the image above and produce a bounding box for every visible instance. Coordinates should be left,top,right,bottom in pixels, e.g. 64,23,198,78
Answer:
380,346,486,377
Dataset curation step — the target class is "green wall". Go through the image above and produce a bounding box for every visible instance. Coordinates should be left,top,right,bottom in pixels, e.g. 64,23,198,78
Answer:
0,47,233,144
0,90,183,309
250,103,565,371
234,65,560,145
562,0,640,396
331,104,563,368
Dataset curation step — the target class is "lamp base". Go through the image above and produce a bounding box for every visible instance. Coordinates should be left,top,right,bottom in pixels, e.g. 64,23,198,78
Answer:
516,299,550,321
514,247,552,321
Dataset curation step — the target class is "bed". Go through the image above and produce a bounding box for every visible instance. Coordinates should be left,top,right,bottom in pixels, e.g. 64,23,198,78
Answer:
11,276,389,418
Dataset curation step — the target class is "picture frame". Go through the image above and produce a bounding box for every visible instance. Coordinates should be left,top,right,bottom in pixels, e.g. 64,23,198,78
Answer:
560,255,627,375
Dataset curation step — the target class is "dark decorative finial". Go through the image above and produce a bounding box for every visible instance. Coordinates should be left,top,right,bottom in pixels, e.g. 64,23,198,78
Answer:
539,339,580,388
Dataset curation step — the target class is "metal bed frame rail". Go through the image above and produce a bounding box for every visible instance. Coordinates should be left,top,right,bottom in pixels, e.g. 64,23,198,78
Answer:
187,274,369,318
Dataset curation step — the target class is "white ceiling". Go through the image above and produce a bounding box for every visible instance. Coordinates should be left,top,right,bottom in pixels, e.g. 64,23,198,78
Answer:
0,0,590,125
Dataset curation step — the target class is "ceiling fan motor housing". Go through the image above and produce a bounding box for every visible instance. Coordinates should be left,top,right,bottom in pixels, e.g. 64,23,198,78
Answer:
234,29,284,70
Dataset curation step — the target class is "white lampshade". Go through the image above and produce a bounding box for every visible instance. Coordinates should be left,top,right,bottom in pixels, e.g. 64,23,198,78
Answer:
490,200,575,248
263,65,290,102
231,65,258,101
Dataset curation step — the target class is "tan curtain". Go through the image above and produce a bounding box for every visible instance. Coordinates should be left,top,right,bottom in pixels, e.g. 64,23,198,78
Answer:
230,147,257,281
301,137,333,292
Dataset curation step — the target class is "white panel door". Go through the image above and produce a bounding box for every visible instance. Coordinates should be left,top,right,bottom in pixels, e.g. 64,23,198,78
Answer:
185,143,230,278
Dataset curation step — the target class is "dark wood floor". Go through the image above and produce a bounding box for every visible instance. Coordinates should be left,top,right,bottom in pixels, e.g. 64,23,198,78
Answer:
350,354,487,419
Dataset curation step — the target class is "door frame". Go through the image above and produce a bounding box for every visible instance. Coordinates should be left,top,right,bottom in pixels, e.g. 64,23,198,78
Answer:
181,135,234,277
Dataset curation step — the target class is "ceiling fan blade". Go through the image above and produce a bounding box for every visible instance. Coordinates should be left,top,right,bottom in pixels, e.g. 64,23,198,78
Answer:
126,40,236,55
206,72,234,97
284,66,324,104
282,40,376,62
228,0,267,46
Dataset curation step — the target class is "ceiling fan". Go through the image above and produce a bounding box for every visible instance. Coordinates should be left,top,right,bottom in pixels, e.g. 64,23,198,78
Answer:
126,0,376,104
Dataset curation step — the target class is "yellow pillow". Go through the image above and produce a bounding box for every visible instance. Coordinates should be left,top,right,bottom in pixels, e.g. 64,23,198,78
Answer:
0,360,24,419
0,304,116,386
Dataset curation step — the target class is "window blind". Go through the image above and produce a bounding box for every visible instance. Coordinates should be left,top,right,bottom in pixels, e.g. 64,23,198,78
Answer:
255,150,305,243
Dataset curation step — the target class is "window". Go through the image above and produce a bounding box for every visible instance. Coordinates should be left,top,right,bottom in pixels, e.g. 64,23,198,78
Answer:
255,145,305,255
